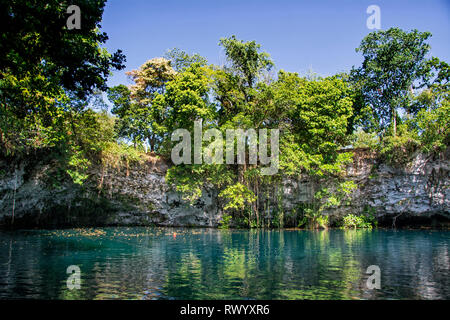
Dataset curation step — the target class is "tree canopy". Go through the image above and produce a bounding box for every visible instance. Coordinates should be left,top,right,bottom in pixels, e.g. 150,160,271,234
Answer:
108,30,448,227
1,8,448,229
0,0,125,156
351,28,448,136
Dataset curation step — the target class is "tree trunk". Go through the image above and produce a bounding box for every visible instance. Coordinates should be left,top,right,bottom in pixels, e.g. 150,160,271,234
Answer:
148,136,155,153
392,107,397,136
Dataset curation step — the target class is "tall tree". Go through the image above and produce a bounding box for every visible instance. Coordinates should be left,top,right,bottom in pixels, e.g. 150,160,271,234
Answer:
164,48,207,72
0,0,125,155
108,58,176,151
0,0,125,100
218,35,273,105
351,28,434,136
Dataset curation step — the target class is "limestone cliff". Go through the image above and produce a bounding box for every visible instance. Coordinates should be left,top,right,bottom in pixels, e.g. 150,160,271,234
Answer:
0,148,448,228
282,148,449,227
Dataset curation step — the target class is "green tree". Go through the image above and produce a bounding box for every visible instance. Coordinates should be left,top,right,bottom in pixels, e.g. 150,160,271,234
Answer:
153,63,215,137
108,58,176,151
164,48,208,72
351,28,435,136
0,0,125,155
0,0,125,99
218,35,274,109
107,84,151,149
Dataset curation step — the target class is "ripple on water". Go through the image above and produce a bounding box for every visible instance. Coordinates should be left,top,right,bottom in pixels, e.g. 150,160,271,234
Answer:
0,228,448,299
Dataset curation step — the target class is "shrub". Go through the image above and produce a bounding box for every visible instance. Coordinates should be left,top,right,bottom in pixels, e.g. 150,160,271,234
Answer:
219,214,232,229
416,103,449,154
380,122,420,166
298,209,329,229
342,214,374,229
351,128,380,149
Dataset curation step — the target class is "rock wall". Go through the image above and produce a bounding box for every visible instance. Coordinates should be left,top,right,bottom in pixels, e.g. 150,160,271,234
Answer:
347,148,449,226
0,148,448,228
0,155,221,228
282,148,449,227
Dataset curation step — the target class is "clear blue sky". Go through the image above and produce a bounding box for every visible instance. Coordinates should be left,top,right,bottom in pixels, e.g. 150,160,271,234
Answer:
101,0,450,87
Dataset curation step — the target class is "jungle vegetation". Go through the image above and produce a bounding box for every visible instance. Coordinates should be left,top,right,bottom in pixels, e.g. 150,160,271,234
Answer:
1,1,448,228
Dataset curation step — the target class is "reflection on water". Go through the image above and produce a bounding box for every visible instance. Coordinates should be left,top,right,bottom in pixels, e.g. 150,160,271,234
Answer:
0,228,449,299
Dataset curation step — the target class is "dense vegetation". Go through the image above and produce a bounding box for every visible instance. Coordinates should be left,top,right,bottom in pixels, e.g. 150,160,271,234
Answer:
1,1,448,229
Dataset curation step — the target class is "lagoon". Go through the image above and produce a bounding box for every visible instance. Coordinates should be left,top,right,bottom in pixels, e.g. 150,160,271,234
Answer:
0,228,448,299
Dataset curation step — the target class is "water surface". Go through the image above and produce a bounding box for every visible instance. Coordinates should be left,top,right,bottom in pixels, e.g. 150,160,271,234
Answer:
0,228,449,299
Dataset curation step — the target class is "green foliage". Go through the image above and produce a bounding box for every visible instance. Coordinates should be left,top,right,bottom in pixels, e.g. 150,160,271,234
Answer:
275,72,355,178
219,183,256,212
108,58,177,151
351,28,435,134
219,214,232,229
107,85,146,147
160,37,365,229
1,0,125,97
2,12,448,230
349,27,449,168
101,141,144,170
415,101,449,154
166,163,233,203
380,122,420,165
108,60,214,154
0,0,128,191
66,146,90,185
290,76,354,153
164,48,208,72
63,110,145,185
351,128,380,149
314,180,357,212
298,209,329,230
155,63,215,136
219,35,273,89
341,214,375,229
296,180,357,230
0,0,125,155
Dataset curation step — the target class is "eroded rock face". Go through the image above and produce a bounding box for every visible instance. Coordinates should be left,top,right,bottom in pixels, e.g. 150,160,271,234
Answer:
0,148,448,228
0,155,221,228
344,150,449,226
275,149,449,227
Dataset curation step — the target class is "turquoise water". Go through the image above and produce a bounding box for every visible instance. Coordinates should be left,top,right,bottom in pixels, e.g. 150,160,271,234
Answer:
0,228,449,299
